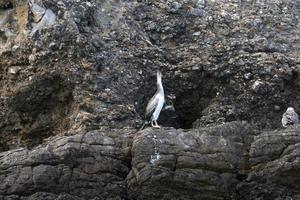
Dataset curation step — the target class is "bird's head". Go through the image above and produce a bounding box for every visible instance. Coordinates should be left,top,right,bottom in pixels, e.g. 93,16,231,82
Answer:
286,107,295,114
156,70,162,82
157,70,162,78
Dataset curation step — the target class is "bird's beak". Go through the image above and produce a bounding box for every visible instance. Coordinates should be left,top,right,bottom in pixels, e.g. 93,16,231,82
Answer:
157,71,162,77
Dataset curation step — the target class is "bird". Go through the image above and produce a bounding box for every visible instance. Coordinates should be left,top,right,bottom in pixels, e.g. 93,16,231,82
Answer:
140,71,165,130
282,107,299,127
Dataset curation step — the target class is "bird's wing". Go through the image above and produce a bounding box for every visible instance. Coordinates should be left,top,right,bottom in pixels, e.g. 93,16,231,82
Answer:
287,113,298,124
286,115,293,123
145,95,159,119
296,113,299,123
282,114,288,127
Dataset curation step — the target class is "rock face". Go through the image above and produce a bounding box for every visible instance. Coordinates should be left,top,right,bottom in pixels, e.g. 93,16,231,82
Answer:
238,126,300,199
2,123,300,199
0,130,132,200
127,121,253,200
1,0,300,199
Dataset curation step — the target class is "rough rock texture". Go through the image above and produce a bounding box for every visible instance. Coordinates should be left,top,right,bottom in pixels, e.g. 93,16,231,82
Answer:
0,129,133,200
127,121,253,200
1,0,300,199
237,126,300,199
2,123,300,199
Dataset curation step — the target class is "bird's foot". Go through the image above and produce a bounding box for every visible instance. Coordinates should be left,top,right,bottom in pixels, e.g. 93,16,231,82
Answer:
152,125,161,129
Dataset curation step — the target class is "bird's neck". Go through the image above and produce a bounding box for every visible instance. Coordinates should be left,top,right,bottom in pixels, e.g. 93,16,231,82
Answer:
156,78,164,95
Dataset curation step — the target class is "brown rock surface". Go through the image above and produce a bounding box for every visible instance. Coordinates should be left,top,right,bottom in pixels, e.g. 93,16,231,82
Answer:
1,0,300,199
127,121,253,199
0,129,132,199
237,126,300,199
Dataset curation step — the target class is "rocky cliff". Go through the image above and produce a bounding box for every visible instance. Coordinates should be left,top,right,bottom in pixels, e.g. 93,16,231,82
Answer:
0,0,300,199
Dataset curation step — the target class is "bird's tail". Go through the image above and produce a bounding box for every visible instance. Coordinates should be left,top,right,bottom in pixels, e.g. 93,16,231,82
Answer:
138,121,149,131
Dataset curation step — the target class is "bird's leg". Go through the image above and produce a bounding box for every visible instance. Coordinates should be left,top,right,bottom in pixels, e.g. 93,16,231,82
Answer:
152,120,161,128
151,121,155,127
151,120,159,128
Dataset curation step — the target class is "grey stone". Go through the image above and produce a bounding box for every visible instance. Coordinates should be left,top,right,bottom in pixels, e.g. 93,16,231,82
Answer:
0,130,132,199
30,9,56,36
30,3,45,22
127,121,253,199
33,165,58,189
0,0,300,199
237,127,300,199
